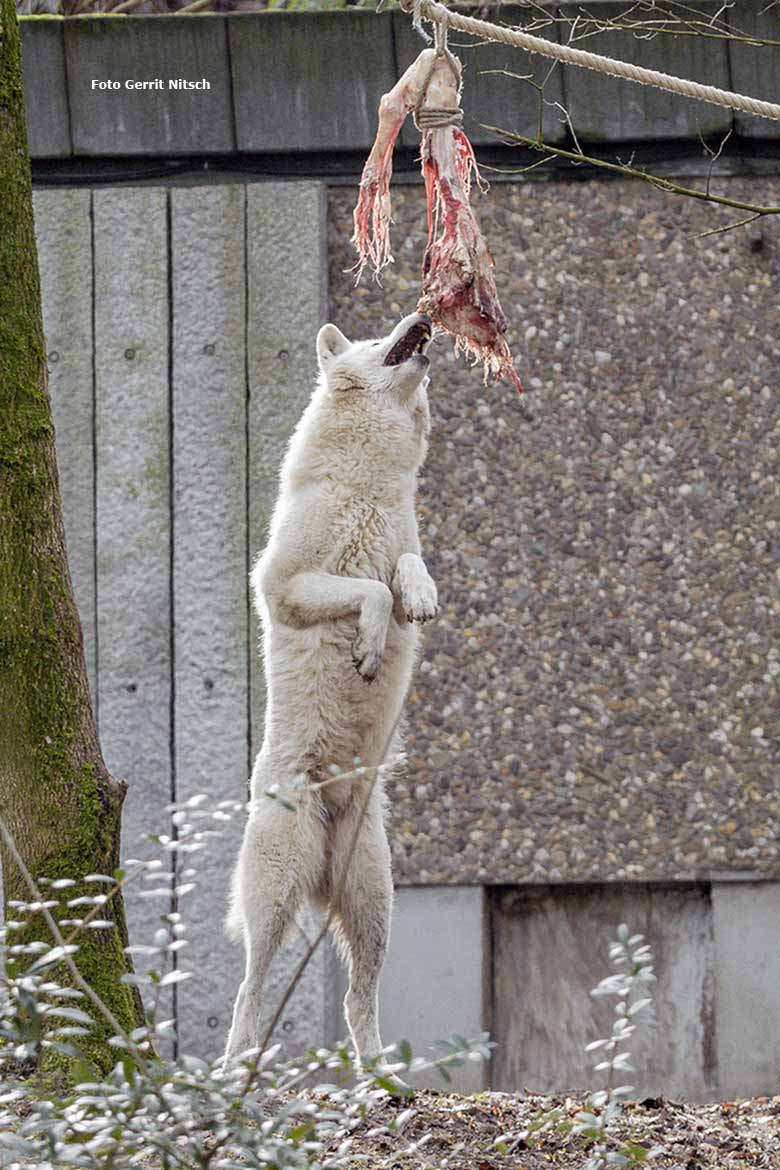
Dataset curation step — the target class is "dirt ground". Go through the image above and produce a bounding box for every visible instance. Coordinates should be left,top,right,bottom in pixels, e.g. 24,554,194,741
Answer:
7,1083,780,1167
329,1089,780,1169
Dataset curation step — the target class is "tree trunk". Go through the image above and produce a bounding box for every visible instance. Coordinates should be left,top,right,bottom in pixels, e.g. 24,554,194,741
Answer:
0,0,143,1075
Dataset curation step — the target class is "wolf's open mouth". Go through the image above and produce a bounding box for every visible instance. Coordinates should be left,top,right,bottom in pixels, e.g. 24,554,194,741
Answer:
383,319,432,367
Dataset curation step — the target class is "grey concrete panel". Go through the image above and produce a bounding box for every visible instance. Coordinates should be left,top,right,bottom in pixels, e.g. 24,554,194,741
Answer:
492,885,716,1100
65,16,234,157
246,181,327,756
20,18,70,159
94,188,172,1007
229,12,396,153
33,189,96,702
713,882,780,1097
729,2,780,139
394,9,565,149
560,3,733,141
169,185,249,1060
380,886,489,1092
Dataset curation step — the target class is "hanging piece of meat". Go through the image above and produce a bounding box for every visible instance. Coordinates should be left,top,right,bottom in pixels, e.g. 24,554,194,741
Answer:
352,40,523,393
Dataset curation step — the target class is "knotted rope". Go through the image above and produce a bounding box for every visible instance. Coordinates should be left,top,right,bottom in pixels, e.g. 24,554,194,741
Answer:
402,0,780,124
413,21,464,130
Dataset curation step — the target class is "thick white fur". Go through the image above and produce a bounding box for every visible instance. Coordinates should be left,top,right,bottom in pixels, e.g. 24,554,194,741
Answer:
224,312,437,1067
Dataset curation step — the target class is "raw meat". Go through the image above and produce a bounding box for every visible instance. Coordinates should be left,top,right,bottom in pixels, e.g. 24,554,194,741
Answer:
352,46,522,392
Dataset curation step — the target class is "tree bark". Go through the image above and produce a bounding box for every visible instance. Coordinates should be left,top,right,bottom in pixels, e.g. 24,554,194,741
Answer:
0,0,143,1075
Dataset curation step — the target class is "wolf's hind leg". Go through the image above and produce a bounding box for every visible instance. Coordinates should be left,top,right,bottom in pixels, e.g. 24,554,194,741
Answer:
330,795,393,1067
225,790,326,1063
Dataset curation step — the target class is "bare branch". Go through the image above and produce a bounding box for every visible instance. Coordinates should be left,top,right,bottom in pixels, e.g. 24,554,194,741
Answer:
482,125,780,225
695,210,764,239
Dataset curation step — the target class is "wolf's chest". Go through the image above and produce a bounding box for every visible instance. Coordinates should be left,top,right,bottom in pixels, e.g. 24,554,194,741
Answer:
332,499,394,582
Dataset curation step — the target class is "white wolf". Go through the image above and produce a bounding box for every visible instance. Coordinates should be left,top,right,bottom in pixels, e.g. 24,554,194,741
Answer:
224,311,438,1067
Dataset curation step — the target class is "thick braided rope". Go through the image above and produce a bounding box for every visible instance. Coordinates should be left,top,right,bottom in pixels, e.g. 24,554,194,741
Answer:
420,0,780,124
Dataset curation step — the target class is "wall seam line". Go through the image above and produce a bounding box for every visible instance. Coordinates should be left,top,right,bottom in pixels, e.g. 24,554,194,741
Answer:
90,190,99,726
167,189,179,1053
244,184,253,785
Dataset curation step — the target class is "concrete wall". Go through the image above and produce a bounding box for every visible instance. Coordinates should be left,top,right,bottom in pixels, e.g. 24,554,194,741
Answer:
30,172,780,1093
381,887,490,1093
33,181,335,1061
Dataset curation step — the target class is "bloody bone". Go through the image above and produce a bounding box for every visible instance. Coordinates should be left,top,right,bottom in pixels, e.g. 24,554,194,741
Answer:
352,50,436,277
352,47,522,392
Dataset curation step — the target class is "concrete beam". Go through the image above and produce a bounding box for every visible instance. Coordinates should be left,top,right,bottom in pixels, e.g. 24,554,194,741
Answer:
170,184,249,1060
713,882,780,1098
93,188,172,1025
20,18,70,159
560,2,733,142
380,886,490,1092
64,16,234,156
729,0,780,139
229,12,396,154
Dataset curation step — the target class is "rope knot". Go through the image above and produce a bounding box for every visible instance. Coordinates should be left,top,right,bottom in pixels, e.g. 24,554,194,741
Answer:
413,18,464,133
414,106,463,131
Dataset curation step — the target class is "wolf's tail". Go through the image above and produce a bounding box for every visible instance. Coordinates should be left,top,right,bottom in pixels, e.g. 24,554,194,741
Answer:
224,868,244,942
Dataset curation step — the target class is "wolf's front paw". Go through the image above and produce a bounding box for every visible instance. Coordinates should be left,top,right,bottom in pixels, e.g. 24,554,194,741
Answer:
352,632,384,681
352,584,392,680
401,577,438,624
393,553,438,625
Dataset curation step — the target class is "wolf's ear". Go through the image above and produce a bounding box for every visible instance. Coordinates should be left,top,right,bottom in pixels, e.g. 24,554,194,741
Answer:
316,324,351,370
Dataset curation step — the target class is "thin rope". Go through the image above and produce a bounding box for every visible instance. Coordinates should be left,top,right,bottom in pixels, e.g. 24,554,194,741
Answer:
413,0,780,124
411,0,431,42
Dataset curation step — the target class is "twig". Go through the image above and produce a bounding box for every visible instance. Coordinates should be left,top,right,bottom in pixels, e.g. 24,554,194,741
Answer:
695,210,764,239
482,125,780,222
0,812,149,1073
557,9,780,49
62,860,147,948
700,125,733,198
107,0,147,12
174,0,214,12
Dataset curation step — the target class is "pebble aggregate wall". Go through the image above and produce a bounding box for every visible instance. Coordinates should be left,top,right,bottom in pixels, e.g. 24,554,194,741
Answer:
328,177,780,888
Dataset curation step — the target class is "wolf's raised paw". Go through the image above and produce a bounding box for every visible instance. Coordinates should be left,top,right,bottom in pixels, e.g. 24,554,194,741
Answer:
402,580,438,624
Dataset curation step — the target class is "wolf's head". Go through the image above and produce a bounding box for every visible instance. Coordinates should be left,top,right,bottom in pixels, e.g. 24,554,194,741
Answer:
316,311,432,401
307,311,433,478
280,312,434,501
